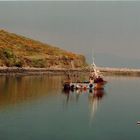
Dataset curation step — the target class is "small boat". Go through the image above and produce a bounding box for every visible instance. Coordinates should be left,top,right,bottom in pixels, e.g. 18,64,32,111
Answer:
64,79,106,90
63,56,107,90
137,121,140,125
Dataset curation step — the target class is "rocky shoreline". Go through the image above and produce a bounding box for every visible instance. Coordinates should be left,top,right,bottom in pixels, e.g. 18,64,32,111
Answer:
0,66,140,76
98,67,140,76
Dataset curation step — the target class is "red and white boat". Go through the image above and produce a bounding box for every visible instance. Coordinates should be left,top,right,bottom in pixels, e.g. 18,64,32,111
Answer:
63,56,107,90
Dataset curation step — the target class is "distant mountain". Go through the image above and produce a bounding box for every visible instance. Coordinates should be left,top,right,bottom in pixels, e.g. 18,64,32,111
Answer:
0,30,87,68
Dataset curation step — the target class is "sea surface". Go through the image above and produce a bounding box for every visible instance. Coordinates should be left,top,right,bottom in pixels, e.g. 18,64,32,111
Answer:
0,75,140,140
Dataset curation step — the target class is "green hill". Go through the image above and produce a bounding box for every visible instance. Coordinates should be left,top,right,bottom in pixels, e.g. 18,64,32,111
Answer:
0,30,87,68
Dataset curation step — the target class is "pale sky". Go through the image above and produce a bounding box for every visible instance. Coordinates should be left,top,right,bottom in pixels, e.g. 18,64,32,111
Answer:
0,1,140,68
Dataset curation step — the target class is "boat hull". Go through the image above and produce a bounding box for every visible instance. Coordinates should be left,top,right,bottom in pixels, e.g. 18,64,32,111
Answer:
63,81,106,90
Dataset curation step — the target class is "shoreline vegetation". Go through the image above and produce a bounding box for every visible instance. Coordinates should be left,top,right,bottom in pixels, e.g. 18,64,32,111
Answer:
0,66,140,76
0,30,87,69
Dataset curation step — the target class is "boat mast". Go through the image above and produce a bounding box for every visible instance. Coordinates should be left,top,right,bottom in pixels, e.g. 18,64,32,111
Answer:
91,48,98,76
91,56,99,78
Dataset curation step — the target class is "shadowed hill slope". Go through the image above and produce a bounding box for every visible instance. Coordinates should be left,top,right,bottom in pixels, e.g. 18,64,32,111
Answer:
0,30,87,68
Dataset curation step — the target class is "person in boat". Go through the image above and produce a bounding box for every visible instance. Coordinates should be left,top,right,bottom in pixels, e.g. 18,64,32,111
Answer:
94,76,104,83
89,70,95,89
89,69,104,83
89,71,96,80
63,74,71,85
89,71,95,84
63,74,72,90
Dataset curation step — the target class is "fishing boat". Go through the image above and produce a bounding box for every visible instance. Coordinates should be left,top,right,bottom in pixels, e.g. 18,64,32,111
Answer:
63,56,107,90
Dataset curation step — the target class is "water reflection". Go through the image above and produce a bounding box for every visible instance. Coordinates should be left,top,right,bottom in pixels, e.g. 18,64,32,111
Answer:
88,89,105,124
0,75,106,124
62,89,82,105
0,75,62,108
62,88,106,122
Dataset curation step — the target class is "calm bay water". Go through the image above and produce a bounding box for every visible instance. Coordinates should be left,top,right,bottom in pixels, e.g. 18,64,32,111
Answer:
0,75,140,140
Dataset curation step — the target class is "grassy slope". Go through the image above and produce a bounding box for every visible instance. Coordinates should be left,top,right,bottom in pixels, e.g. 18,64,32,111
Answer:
0,30,87,68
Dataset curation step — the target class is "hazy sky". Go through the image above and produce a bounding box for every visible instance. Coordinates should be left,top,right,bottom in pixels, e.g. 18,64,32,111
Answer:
0,1,140,68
